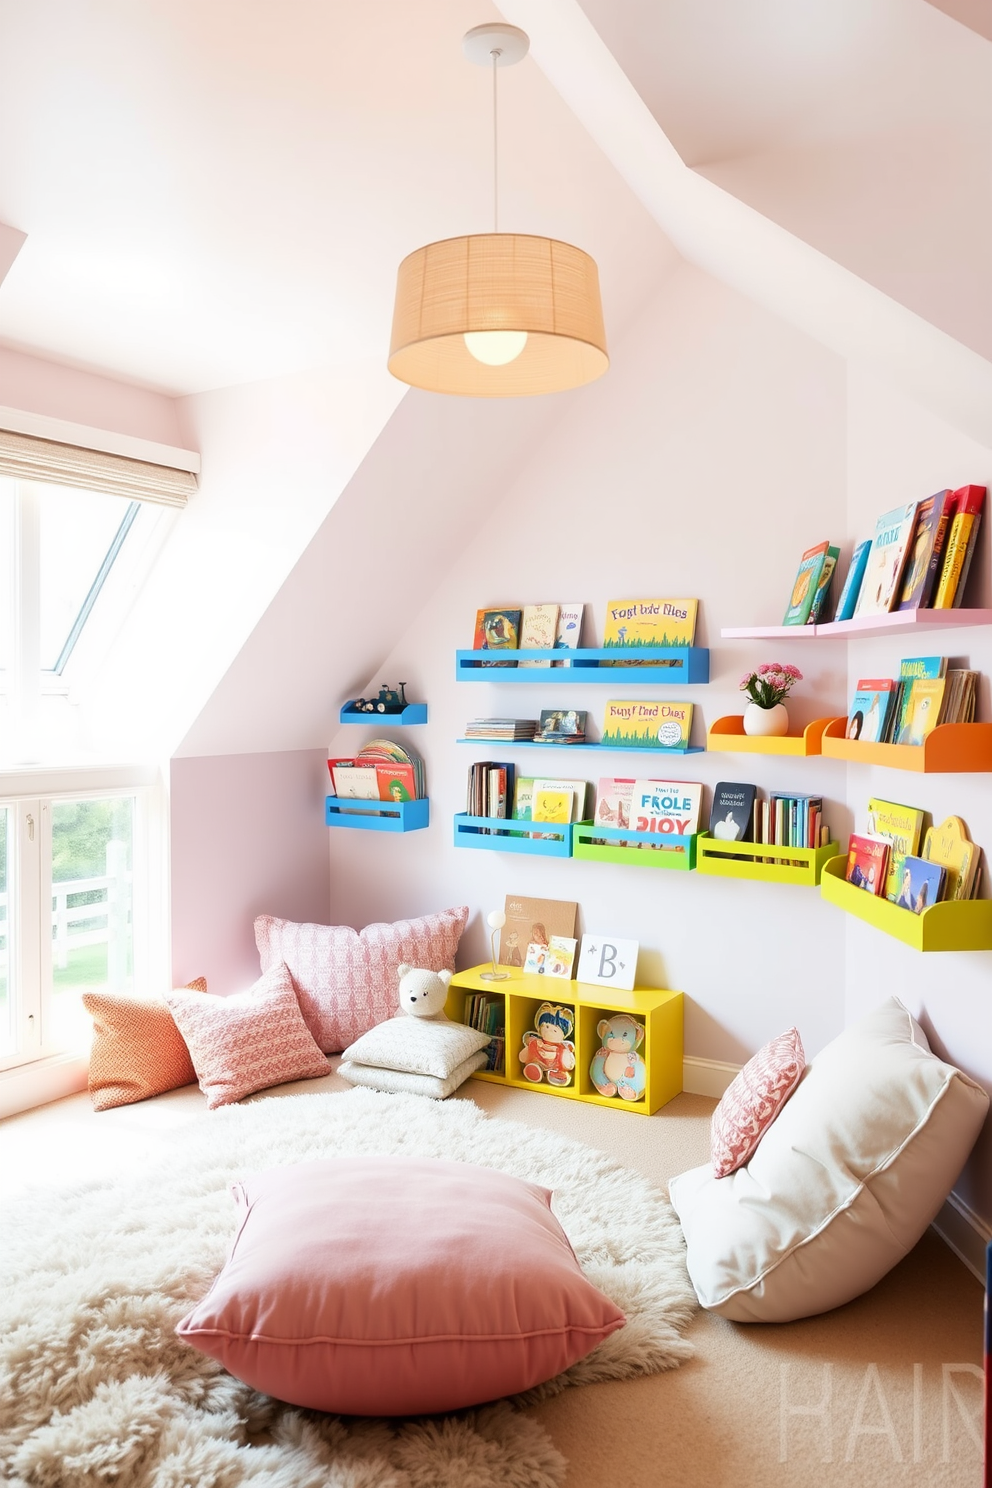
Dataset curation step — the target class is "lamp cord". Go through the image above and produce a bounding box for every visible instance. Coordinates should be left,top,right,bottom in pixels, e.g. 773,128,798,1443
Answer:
491,47,500,233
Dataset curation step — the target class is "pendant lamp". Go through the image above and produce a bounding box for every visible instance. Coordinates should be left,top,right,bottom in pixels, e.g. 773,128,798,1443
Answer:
388,24,609,397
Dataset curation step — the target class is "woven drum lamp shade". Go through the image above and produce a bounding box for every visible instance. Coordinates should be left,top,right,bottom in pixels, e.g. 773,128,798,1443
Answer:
388,233,609,397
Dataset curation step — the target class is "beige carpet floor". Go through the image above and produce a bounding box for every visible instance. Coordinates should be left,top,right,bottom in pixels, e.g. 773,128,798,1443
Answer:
1,1068,984,1488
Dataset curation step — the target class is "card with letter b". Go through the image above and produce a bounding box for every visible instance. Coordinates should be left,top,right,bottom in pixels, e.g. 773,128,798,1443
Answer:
576,934,639,991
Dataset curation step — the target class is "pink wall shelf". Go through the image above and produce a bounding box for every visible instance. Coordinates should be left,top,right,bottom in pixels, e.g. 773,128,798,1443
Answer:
721,608,992,642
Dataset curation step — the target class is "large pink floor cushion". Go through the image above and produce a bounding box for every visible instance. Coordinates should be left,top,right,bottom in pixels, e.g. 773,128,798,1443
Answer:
254,907,468,1052
176,1155,625,1416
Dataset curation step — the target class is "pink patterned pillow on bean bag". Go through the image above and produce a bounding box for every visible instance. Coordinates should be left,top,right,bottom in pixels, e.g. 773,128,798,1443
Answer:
254,906,469,1053
165,963,329,1109
711,1027,806,1177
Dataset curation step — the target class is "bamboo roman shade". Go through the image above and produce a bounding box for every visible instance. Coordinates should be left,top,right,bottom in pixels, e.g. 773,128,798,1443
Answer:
0,428,197,507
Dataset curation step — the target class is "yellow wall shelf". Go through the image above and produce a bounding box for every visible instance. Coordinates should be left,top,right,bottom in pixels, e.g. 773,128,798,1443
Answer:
820,857,992,950
448,964,683,1115
696,832,838,887
820,717,992,773
707,715,842,756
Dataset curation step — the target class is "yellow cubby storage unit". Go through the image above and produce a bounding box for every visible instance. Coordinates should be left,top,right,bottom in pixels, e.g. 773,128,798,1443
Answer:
820,857,992,951
447,964,683,1115
696,832,838,888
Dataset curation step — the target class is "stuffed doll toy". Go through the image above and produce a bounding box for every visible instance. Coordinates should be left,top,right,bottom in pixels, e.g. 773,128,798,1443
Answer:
397,963,452,1021
589,1013,646,1101
518,1002,576,1087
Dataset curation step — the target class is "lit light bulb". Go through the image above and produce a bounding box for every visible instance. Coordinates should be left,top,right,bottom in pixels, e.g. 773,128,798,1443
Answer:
463,330,528,365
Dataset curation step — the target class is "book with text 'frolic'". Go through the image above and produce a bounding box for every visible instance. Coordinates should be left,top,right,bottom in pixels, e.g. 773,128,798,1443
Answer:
601,699,693,750
833,539,872,621
845,834,890,896
853,502,919,616
897,489,953,611
628,779,703,840
783,541,830,626
602,598,697,654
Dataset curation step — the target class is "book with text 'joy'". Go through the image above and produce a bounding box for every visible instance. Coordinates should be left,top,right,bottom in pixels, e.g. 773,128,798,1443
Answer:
783,541,830,626
628,779,703,840
854,502,919,616
845,834,890,896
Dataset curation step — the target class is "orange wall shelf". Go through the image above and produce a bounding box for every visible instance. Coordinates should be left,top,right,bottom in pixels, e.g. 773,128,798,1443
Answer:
706,715,842,757
820,718,992,773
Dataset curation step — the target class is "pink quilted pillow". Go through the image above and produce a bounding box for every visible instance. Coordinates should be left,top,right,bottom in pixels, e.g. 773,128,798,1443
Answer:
164,963,329,1110
711,1027,806,1178
254,906,469,1052
176,1155,624,1415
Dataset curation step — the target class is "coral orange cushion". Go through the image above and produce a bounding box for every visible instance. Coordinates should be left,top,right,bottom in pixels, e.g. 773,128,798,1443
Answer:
177,1155,625,1415
165,963,329,1110
83,979,207,1112
711,1027,806,1177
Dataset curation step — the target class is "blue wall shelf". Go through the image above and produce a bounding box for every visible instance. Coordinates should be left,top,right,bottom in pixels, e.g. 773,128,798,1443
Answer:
340,701,428,725
457,738,704,755
453,813,572,857
326,796,429,833
455,646,709,685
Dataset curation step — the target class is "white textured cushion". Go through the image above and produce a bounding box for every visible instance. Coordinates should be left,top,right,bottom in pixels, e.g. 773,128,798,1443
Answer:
341,1018,491,1079
337,1051,488,1100
669,998,989,1322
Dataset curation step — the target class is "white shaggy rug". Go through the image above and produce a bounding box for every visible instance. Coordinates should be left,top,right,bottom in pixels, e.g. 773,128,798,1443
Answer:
0,1088,696,1488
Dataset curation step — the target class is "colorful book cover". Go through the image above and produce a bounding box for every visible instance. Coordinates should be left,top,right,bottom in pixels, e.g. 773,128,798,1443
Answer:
475,607,522,667
531,777,586,822
628,779,703,838
331,765,379,798
891,656,947,740
895,677,945,746
327,756,355,783
783,542,830,625
544,935,577,979
845,834,890,896
846,685,894,744
933,485,986,608
500,896,577,968
517,603,559,669
853,502,919,616
594,777,635,830
807,545,840,623
534,709,586,741
511,777,535,821
375,762,417,802
709,782,757,843
531,788,573,825
601,699,693,750
833,539,872,622
866,797,925,901
552,603,584,666
602,598,697,650
892,855,946,914
922,815,978,901
897,490,952,610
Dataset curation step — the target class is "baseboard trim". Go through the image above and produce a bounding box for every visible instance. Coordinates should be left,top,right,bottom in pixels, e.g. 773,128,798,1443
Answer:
0,1052,88,1120
931,1191,991,1283
682,1055,739,1098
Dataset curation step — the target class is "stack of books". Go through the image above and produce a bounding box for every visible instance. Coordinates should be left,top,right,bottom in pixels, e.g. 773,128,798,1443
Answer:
845,657,979,747
466,762,515,819
462,994,505,1073
328,739,425,802
464,719,537,740
845,809,982,911
783,483,986,624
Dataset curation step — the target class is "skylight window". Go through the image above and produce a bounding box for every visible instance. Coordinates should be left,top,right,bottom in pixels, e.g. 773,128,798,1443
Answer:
39,487,140,672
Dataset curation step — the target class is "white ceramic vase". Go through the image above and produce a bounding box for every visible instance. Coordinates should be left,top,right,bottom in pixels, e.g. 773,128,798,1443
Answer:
743,701,789,737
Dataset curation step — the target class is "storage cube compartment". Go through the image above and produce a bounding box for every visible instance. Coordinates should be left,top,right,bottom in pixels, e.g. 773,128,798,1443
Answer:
577,1003,648,1105
510,995,579,1092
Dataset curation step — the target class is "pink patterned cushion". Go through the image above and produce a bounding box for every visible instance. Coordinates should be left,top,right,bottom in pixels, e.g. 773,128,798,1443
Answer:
254,906,469,1053
164,963,329,1110
176,1155,625,1415
711,1027,806,1177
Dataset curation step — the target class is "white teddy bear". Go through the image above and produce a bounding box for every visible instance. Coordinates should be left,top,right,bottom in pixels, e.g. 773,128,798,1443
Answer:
397,963,452,1022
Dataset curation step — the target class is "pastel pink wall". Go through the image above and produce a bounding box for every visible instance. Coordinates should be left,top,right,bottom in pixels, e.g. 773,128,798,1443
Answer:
0,343,184,445
170,749,330,993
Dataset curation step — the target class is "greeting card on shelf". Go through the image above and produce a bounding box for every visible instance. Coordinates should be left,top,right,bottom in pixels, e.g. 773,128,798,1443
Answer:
577,934,638,991
602,598,697,655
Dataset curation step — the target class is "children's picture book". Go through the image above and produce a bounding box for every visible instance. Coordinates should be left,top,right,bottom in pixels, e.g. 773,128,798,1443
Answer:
895,677,945,746
327,756,355,783
892,855,946,914
576,934,638,991
602,598,698,654
845,834,890,896
933,484,986,608
922,815,979,900
866,797,926,901
783,541,830,626
833,539,872,622
897,489,952,610
806,545,840,623
534,709,586,742
552,603,584,666
500,896,577,968
331,765,379,798
532,777,586,822
517,603,559,668
473,607,522,667
511,777,536,821
627,779,703,839
594,776,634,830
601,699,693,750
853,502,919,616
709,782,757,842
544,935,577,978
889,655,948,742
375,762,417,802
531,788,573,825
846,680,896,743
